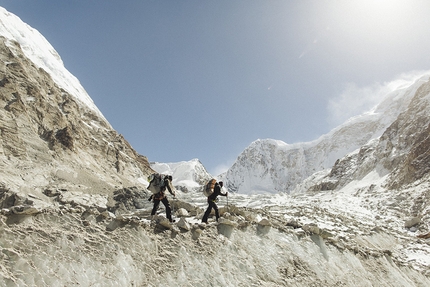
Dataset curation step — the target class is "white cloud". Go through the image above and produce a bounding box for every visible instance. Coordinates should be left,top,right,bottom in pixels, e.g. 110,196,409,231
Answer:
327,82,384,126
210,162,233,177
327,70,430,126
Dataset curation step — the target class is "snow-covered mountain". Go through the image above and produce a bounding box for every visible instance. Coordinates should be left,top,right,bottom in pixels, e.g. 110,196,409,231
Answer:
1,6,429,287
0,7,153,196
0,7,103,120
225,73,430,194
151,158,213,192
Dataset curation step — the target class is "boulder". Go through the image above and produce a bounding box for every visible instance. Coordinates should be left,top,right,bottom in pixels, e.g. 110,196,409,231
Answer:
177,217,191,231
191,227,203,240
404,216,421,228
10,205,39,215
286,218,301,229
176,208,189,217
152,215,173,229
417,232,430,239
302,223,320,235
257,218,271,236
217,218,237,238
106,218,127,231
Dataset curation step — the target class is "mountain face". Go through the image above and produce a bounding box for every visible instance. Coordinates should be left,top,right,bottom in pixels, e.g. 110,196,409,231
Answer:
0,8,153,200
150,158,213,193
225,75,430,194
309,79,430,193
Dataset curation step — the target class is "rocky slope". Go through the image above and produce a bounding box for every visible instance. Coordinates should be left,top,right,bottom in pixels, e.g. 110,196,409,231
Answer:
1,184,430,286
0,29,153,208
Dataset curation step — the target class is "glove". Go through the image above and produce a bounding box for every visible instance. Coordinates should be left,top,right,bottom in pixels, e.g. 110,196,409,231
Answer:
148,195,153,201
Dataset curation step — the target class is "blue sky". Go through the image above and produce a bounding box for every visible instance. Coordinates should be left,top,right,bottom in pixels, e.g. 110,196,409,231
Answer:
2,0,430,175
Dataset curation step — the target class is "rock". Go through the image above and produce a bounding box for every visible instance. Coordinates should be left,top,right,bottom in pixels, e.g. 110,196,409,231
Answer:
83,214,97,226
191,227,203,240
153,215,173,230
286,218,301,229
302,223,320,235
217,218,237,238
43,188,62,197
176,208,189,217
294,229,306,238
404,216,421,228
106,218,127,231
417,232,430,239
320,229,335,239
177,217,191,231
257,219,271,236
172,200,201,216
1,208,12,216
10,205,39,215
258,218,271,226
111,187,147,212
60,191,108,211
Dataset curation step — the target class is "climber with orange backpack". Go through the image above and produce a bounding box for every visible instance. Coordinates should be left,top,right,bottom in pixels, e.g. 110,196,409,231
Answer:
202,180,228,223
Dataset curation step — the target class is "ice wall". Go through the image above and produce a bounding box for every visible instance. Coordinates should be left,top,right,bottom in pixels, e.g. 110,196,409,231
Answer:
1,212,428,287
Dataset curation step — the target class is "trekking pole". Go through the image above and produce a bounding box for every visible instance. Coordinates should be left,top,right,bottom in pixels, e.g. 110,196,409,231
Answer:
227,192,229,212
171,195,175,218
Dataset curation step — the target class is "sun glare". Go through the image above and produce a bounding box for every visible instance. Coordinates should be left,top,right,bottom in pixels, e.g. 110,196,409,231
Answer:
333,0,414,34
312,0,430,63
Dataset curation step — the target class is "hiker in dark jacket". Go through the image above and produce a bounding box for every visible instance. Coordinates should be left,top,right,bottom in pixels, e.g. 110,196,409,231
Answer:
202,181,228,223
149,175,176,222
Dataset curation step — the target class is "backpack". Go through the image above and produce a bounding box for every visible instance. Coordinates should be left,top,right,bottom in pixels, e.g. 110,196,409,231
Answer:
147,173,166,194
203,179,217,197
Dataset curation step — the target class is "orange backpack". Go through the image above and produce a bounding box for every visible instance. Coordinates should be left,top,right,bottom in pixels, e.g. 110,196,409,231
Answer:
203,179,217,197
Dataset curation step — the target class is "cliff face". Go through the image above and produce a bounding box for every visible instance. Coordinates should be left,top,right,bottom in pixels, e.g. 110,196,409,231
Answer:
312,78,430,193
383,81,430,189
225,75,429,194
0,36,152,196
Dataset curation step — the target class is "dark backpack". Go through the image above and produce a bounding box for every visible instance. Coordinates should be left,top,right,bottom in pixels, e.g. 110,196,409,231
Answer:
147,173,166,194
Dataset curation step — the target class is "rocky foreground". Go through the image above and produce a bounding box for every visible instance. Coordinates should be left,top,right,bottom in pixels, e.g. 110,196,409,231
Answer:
1,182,429,287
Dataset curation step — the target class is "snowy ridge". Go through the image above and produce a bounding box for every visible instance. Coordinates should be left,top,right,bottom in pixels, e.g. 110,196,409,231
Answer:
0,7,107,123
225,73,430,194
151,158,213,192
0,6,151,192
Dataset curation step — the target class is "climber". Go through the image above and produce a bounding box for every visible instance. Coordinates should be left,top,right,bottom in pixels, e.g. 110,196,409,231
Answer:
202,181,228,223
149,175,176,222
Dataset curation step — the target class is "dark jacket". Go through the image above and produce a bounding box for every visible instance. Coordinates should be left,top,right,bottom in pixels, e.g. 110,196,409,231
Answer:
149,178,175,201
208,183,227,201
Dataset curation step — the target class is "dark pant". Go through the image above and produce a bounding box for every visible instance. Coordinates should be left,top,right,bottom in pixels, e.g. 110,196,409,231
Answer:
151,197,172,222
202,199,219,223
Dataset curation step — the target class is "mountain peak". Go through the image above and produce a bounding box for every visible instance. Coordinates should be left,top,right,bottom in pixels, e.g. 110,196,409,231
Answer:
0,7,152,194
225,74,430,194
0,7,105,121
